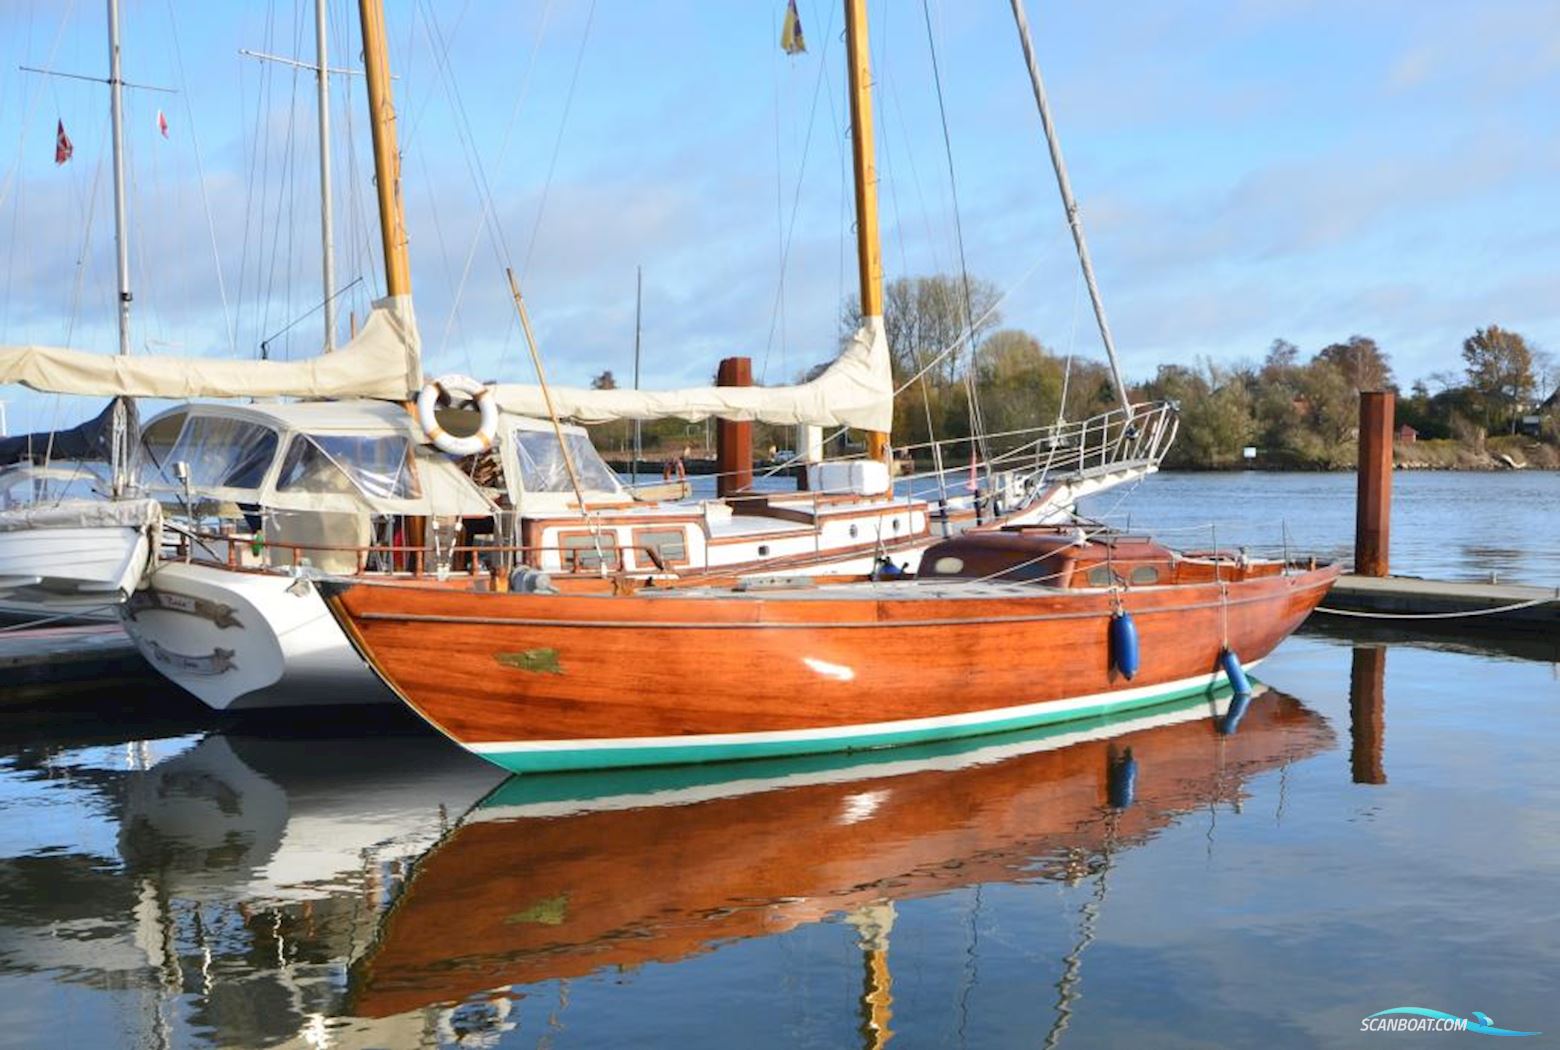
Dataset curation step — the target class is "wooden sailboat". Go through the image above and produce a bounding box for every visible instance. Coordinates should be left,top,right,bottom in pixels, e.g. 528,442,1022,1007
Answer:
320,0,1339,773
347,688,1335,1019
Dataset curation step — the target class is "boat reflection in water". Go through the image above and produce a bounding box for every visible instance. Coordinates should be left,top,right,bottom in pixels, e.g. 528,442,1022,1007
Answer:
0,689,1331,1047
0,720,505,1048
349,687,1335,1036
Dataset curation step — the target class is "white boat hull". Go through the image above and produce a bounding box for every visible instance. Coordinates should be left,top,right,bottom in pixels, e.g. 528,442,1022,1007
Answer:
119,560,396,711
0,498,157,620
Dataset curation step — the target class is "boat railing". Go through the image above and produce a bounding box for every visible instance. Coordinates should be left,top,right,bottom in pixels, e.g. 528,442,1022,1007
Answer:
891,400,1178,508
166,528,917,584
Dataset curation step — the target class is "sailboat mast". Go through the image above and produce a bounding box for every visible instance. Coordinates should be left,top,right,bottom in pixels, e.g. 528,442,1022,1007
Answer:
843,0,888,464
632,265,643,485
106,0,131,359
316,0,337,349
1009,0,1132,418
358,0,411,298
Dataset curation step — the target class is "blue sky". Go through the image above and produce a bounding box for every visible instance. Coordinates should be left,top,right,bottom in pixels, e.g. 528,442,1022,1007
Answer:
0,1,1556,434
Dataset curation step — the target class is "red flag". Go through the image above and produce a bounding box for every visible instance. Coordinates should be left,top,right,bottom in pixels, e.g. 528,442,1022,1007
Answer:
156,110,169,138
54,120,73,165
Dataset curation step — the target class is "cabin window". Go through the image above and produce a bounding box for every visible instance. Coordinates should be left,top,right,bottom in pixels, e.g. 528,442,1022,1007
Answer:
514,431,622,494
1087,565,1115,587
633,527,688,567
1129,565,1161,585
932,556,964,575
165,416,278,491
559,531,619,572
277,433,421,501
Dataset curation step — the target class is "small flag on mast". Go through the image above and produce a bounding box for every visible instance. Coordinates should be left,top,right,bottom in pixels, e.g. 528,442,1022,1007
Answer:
781,0,806,54
156,110,169,138
54,120,73,165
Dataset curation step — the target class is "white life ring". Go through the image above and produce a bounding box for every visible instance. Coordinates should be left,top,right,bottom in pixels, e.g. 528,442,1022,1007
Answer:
416,373,499,456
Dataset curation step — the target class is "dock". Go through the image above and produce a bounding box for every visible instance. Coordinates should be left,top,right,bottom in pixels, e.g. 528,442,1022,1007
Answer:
0,624,150,703
1317,574,1560,634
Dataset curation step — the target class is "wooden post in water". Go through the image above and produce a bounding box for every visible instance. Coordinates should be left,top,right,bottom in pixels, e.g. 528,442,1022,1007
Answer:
716,357,753,498
1354,390,1394,577
1348,645,1387,785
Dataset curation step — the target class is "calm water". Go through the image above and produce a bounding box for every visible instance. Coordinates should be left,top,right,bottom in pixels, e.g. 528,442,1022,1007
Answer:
669,469,1560,584
1081,470,1560,586
1,629,1557,1048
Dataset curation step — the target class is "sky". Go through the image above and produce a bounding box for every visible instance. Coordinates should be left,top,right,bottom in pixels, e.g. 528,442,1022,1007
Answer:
0,0,1556,435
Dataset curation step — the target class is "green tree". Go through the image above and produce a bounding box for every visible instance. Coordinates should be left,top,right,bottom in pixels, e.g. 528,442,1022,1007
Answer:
1461,325,1535,433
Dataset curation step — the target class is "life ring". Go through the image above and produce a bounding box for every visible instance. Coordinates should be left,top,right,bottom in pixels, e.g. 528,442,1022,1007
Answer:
416,373,498,456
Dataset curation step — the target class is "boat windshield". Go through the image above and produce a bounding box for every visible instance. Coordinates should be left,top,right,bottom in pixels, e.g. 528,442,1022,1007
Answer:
0,463,108,508
159,416,279,492
276,433,421,501
514,431,622,494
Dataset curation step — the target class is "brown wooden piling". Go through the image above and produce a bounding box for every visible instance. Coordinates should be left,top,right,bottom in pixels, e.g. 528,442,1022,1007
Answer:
716,357,753,498
1348,645,1387,785
1355,391,1394,577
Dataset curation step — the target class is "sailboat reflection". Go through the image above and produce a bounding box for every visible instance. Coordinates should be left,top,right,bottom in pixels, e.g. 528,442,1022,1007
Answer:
0,724,503,1049
349,688,1335,1022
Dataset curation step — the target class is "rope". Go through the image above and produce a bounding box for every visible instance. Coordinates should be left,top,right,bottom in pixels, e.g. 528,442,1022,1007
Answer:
1316,597,1555,620
0,605,120,633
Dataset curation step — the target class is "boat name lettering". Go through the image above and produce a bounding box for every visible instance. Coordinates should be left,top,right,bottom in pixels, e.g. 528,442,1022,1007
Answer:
146,641,237,676
129,590,243,630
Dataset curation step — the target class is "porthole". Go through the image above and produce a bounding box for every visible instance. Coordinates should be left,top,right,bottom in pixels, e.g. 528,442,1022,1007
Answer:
849,524,859,539
1087,565,1113,586
1129,565,1160,585
758,544,770,556
933,556,964,574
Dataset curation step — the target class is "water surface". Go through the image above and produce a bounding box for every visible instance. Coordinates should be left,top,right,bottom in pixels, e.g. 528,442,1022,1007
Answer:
1,629,1556,1048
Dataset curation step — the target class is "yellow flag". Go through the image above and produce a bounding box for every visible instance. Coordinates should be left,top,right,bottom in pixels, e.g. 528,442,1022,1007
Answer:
781,0,807,55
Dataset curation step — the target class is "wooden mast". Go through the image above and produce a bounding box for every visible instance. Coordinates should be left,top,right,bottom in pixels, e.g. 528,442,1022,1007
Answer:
358,0,411,298
844,0,888,464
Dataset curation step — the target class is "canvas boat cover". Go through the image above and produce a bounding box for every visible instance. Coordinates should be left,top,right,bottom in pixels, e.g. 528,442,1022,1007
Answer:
488,318,893,433
0,495,160,533
0,297,420,401
0,397,138,467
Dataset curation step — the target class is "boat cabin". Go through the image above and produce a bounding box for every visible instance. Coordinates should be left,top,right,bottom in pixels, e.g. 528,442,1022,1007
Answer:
918,525,1288,589
138,400,931,580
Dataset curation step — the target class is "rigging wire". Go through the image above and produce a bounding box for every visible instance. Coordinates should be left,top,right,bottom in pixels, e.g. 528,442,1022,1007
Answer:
166,1,235,355
759,0,838,384
920,0,993,479
434,0,555,361
519,0,597,283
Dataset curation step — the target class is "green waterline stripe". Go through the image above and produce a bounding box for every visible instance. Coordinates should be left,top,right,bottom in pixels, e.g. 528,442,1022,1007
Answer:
481,675,1244,775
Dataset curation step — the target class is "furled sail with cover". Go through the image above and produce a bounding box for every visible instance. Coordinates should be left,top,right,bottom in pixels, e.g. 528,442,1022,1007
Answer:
489,318,893,433
0,297,421,402
0,396,138,467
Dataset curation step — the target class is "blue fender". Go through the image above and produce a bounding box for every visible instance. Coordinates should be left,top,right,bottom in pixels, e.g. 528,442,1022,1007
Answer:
1219,646,1252,696
1110,611,1140,680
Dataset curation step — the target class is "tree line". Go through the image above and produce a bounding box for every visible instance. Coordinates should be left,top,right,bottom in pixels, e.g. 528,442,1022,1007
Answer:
586,273,1557,470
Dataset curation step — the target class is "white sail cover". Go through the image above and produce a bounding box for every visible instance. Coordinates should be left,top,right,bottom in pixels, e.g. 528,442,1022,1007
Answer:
0,296,421,401
489,317,893,433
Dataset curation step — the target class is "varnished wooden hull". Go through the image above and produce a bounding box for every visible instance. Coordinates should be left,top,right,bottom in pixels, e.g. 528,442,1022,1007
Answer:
322,561,1339,772
349,689,1334,1017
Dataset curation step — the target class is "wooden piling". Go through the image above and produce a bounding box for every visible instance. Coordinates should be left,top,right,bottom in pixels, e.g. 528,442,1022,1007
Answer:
1354,391,1394,577
716,357,753,498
